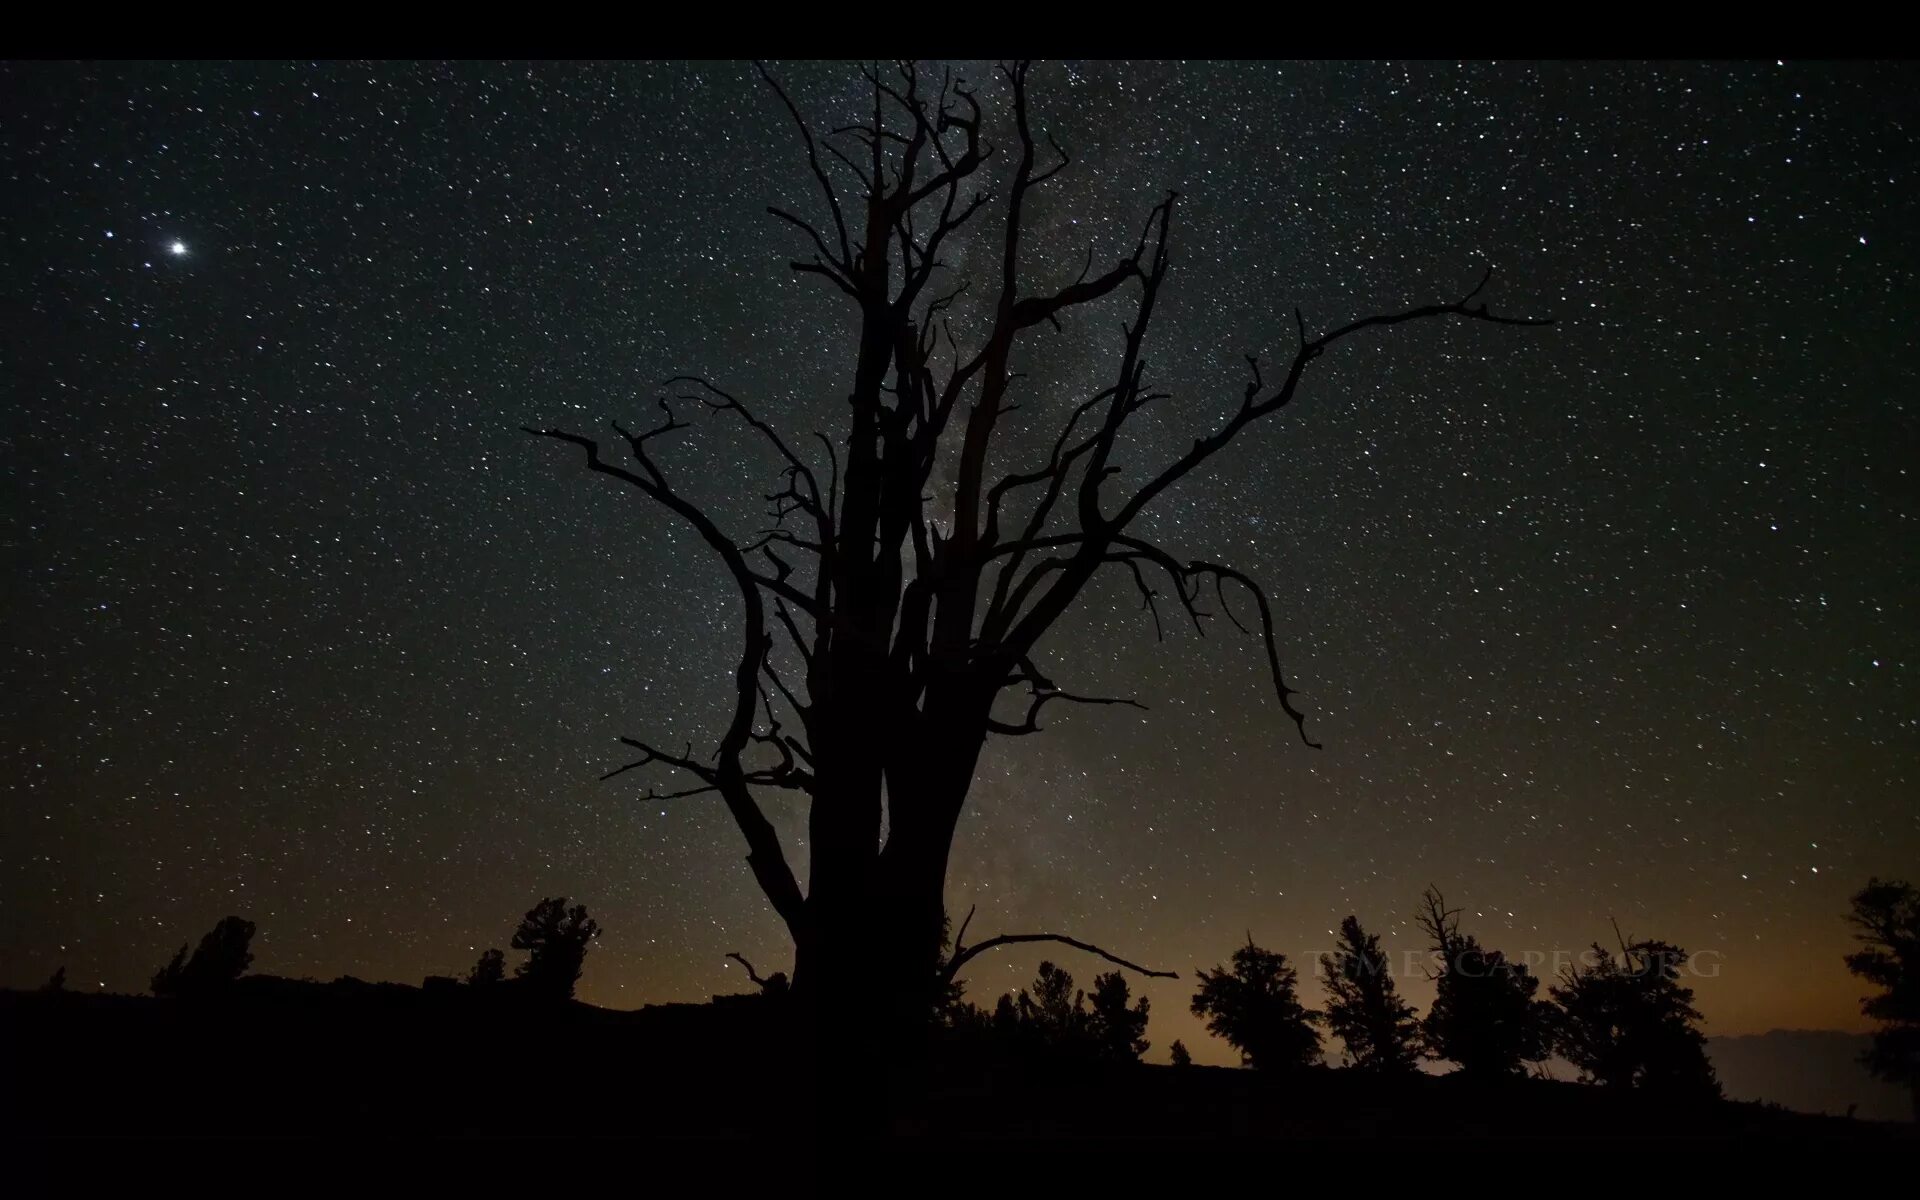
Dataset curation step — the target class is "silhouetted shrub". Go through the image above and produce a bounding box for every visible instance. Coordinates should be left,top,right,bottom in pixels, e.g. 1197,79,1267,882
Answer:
151,916,256,998
1415,888,1551,1078
468,947,505,987
1190,938,1321,1071
151,945,188,996
510,898,600,1000
1320,914,1420,1073
1169,1039,1192,1068
41,966,66,994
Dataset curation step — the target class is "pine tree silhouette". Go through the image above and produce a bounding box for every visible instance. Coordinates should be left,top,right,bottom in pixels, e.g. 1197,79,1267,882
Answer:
1415,888,1551,1078
1190,937,1322,1071
510,898,601,1001
1086,970,1151,1062
1320,915,1420,1073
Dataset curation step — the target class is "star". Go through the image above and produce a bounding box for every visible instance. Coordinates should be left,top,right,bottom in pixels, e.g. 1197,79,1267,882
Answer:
168,240,188,256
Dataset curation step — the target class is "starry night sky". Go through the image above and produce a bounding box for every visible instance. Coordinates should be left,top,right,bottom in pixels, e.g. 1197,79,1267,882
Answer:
4,60,1915,1064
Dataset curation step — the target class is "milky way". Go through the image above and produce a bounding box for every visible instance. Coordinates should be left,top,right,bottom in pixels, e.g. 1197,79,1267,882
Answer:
4,60,1914,1062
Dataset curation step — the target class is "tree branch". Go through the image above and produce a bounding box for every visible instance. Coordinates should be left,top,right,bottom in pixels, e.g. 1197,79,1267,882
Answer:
986,661,1148,737
525,425,809,936
1108,270,1552,532
753,61,852,270
726,951,770,988
945,931,1178,985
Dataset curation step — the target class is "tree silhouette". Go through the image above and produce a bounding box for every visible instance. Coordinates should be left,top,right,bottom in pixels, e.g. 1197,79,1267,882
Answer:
973,959,1152,1062
151,945,188,995
1844,878,1920,1121
524,59,1548,1048
929,909,969,1022
1168,1039,1192,1068
1189,938,1322,1071
1414,888,1551,1078
1319,914,1419,1073
992,991,1020,1037
510,898,601,1001
1086,970,1151,1062
1015,960,1086,1048
961,960,1079,1055
151,916,255,998
1549,927,1718,1097
41,966,66,994
467,947,505,987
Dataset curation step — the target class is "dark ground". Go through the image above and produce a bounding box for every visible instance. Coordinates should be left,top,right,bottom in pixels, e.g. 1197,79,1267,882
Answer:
4,979,1912,1155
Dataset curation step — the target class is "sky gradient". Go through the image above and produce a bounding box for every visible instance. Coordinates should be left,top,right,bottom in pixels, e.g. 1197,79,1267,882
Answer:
4,60,1915,1064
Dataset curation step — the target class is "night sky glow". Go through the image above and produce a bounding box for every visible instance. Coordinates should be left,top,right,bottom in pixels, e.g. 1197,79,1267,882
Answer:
4,60,1915,1064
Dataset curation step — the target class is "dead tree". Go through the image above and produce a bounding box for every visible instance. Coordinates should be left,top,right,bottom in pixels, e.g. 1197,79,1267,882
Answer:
526,61,1549,1045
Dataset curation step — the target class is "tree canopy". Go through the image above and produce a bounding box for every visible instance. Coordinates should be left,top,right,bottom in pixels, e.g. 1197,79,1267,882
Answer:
1414,888,1551,1078
1550,931,1718,1097
1190,938,1322,1071
1844,877,1920,1115
510,898,602,1001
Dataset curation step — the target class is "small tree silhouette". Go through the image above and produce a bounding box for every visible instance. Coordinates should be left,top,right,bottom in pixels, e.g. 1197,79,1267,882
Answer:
992,992,1020,1037
510,898,601,1001
1189,937,1321,1071
1016,960,1087,1048
1550,928,1719,1097
1168,1039,1192,1068
151,916,256,998
936,902,1178,1034
931,911,972,1022
980,959,1147,1061
41,966,67,994
1086,970,1151,1062
467,947,505,987
1415,888,1551,1078
1320,915,1420,1073
1844,878,1920,1121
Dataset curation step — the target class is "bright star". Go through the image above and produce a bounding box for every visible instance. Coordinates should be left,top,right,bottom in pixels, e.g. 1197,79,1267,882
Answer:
168,240,187,256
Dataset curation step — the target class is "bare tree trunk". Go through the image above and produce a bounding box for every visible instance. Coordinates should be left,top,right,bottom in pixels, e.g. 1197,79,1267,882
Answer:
791,718,981,1024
